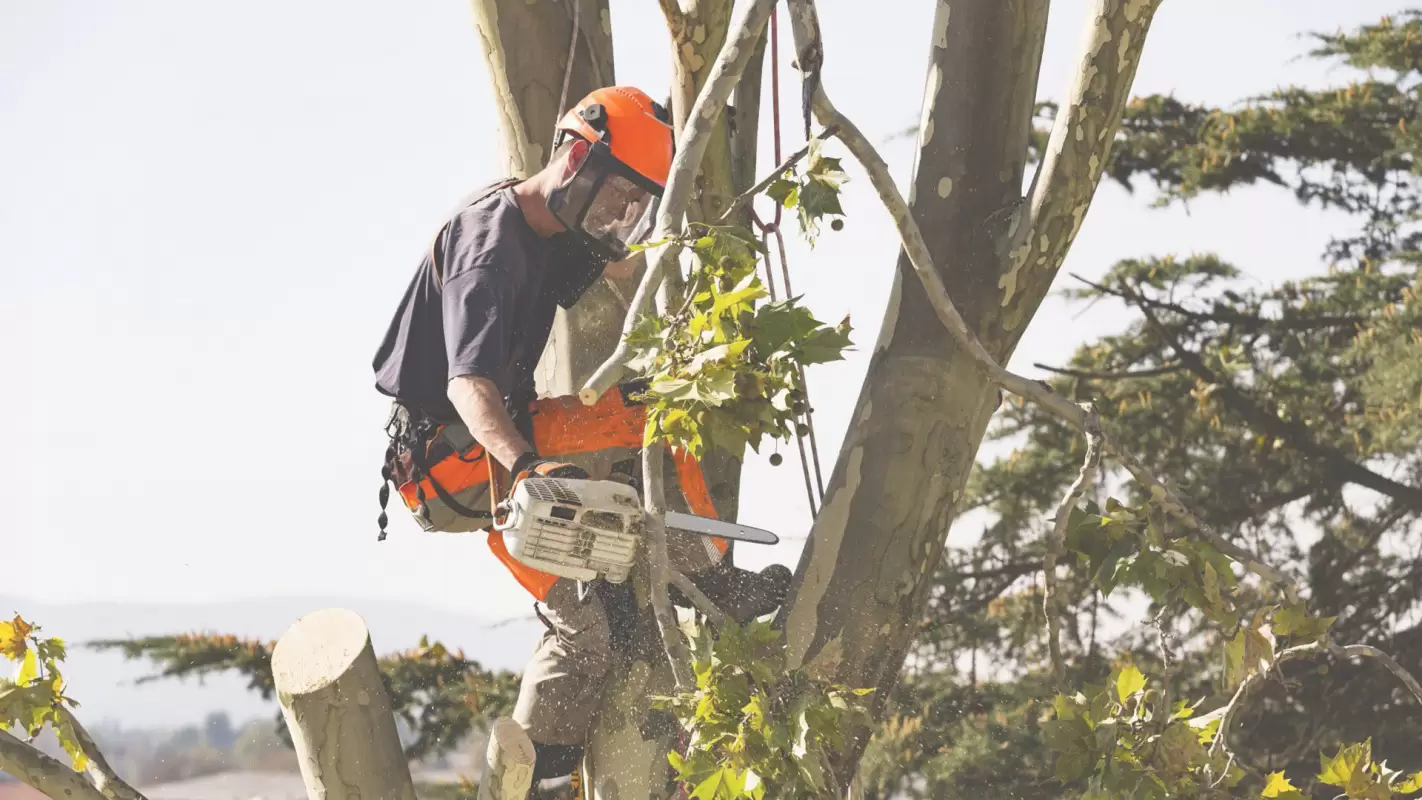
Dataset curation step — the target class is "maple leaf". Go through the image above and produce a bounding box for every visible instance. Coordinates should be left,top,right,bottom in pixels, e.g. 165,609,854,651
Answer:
0,616,33,661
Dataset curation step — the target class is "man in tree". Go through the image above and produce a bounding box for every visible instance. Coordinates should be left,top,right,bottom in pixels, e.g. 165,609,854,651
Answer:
371,85,790,798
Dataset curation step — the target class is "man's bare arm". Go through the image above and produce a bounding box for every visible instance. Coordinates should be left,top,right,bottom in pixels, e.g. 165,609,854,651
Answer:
446,375,533,472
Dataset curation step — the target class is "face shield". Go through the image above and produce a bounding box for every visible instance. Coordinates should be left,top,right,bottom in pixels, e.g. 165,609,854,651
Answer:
547,138,663,263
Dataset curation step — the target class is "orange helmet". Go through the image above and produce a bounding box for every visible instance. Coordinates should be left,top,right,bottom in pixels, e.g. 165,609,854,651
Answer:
547,87,674,263
555,86,673,188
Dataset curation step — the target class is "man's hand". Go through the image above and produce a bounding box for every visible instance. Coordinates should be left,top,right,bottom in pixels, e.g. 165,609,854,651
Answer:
446,375,534,472
510,453,590,483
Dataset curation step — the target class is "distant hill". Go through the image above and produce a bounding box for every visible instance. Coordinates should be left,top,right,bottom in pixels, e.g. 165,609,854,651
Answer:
0,594,545,729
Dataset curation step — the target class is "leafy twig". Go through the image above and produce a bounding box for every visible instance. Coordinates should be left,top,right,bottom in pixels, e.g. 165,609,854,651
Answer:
717,124,842,226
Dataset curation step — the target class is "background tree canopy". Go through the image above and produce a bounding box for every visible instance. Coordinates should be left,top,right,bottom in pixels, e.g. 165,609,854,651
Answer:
860,11,1422,799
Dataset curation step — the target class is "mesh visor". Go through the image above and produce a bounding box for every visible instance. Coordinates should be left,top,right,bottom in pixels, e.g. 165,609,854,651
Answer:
581,173,656,251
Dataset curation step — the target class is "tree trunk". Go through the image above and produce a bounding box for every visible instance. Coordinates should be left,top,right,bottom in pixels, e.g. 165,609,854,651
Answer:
468,0,631,409
775,0,1162,784
272,608,417,800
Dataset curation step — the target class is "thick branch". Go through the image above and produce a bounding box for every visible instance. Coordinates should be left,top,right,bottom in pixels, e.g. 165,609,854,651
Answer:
58,708,147,800
1120,280,1422,510
0,729,115,800
1045,407,1103,690
643,445,696,691
579,0,778,405
1002,0,1165,316
784,0,1296,601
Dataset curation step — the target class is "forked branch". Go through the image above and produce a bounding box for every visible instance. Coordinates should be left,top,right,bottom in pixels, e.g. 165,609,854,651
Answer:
782,0,1296,598
781,0,1422,755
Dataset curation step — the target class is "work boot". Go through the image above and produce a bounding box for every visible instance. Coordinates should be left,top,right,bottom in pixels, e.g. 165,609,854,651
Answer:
478,717,535,800
679,562,793,624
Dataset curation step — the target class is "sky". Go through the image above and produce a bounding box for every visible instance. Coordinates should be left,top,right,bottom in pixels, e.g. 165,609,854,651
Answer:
0,0,1399,634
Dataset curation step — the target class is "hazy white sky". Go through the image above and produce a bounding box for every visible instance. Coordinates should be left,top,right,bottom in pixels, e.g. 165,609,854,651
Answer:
1,0,1397,623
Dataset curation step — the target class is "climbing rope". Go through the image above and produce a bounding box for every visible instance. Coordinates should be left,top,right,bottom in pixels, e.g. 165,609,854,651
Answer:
750,7,827,517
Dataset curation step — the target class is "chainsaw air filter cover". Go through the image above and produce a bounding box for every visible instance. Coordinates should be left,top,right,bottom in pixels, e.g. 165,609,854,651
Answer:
499,477,643,584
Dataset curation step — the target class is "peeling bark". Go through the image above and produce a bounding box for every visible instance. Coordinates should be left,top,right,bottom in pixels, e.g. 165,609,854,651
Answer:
999,0,1164,341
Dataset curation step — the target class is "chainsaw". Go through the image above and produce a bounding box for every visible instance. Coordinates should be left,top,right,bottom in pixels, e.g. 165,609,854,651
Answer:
494,476,779,584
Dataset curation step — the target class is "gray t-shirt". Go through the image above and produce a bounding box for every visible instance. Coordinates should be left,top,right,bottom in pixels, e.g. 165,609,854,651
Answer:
373,185,591,425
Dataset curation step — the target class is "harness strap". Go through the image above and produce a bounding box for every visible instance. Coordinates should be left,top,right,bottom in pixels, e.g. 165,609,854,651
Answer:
376,405,495,541
407,431,496,521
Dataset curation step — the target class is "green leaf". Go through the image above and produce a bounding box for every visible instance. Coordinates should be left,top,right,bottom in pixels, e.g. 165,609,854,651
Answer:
53,712,89,772
765,178,798,208
1225,611,1277,689
1115,665,1147,703
1261,770,1304,798
1273,599,1337,643
690,766,730,800
711,273,768,317
15,648,38,686
1318,739,1370,789
1055,750,1093,783
1395,771,1422,793
0,617,32,661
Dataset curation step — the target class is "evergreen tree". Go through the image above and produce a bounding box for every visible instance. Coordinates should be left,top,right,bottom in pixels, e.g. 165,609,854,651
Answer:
860,12,1422,799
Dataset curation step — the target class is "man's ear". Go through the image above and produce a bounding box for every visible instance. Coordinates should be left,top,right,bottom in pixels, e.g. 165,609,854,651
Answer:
560,138,592,182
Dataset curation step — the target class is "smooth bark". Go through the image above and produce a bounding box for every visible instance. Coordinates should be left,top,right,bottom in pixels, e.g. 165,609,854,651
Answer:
776,0,1164,782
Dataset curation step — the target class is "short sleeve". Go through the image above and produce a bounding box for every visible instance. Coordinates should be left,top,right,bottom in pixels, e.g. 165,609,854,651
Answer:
442,264,516,392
